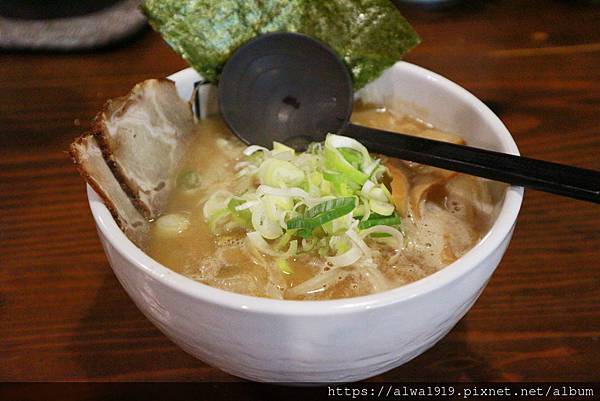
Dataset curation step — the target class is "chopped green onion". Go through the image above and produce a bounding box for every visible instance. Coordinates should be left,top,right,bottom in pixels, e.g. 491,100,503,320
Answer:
286,197,356,236
274,229,295,250
227,198,252,227
301,237,317,252
326,134,372,170
323,170,360,197
358,213,401,230
273,141,295,155
208,208,230,233
370,232,392,238
370,163,387,181
307,171,324,195
246,150,265,164
369,198,395,216
296,228,313,239
155,213,190,236
320,179,333,196
333,181,354,197
331,236,352,255
276,258,294,275
324,145,368,186
304,197,356,219
339,148,363,169
177,170,201,191
359,225,404,247
258,158,305,188
322,170,347,184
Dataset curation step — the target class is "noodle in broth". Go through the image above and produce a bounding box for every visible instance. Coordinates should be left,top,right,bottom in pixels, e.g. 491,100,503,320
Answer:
147,104,501,300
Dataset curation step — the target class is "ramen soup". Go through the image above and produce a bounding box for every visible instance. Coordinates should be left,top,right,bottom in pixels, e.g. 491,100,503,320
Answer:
147,104,501,300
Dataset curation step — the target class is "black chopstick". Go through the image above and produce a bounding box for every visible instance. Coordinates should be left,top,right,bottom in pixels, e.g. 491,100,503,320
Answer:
343,123,600,204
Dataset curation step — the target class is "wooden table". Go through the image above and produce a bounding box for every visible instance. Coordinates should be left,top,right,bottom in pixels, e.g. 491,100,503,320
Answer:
1,0,599,384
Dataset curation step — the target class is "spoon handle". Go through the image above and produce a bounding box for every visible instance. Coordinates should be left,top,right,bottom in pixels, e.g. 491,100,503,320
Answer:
344,123,600,203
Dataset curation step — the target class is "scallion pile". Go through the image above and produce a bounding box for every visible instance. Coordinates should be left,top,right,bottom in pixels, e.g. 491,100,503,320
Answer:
203,134,403,269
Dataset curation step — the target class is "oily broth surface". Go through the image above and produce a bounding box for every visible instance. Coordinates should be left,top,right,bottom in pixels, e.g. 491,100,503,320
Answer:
147,105,498,300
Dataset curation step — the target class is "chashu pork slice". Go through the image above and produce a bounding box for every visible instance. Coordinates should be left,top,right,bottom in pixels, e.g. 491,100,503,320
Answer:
70,134,149,247
92,78,195,219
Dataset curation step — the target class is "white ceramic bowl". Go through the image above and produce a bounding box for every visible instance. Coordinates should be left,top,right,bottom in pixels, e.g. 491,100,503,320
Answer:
88,62,523,382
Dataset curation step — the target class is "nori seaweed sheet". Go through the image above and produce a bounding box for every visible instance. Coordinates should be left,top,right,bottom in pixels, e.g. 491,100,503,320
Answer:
141,0,420,89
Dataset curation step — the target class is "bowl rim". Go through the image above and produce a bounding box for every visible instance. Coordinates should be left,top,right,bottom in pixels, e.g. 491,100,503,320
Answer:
87,61,524,316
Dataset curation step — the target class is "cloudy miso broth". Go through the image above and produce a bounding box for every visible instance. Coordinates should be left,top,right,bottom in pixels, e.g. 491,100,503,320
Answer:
147,105,500,300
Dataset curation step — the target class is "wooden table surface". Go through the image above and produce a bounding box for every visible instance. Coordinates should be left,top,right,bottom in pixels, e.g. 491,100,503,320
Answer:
1,0,599,383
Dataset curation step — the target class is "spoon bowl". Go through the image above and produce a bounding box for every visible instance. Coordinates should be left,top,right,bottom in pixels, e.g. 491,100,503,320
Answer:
219,32,353,150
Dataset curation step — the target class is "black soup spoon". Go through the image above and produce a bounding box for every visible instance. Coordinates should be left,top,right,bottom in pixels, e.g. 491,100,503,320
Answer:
218,32,600,203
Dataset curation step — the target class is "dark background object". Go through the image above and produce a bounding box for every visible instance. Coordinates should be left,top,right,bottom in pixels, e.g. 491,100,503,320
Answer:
0,0,598,384
392,0,463,10
0,0,146,50
0,0,122,20
219,32,353,152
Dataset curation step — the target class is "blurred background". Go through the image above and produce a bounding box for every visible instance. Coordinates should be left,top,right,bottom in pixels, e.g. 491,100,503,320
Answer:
1,0,598,383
